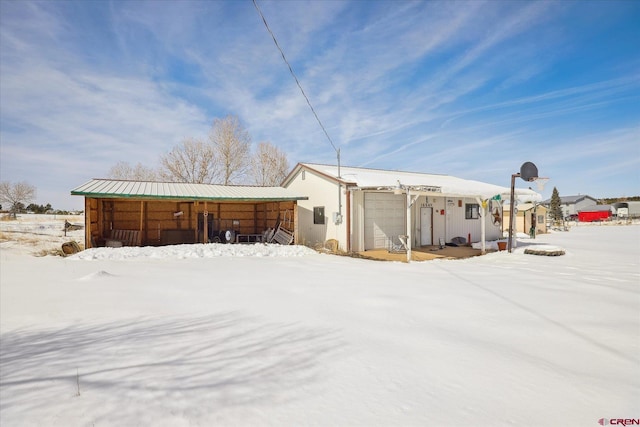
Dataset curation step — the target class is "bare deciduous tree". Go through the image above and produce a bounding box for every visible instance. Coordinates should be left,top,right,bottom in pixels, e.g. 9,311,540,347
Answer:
122,115,287,187
159,137,217,184
209,115,251,185
108,161,159,181
251,142,289,186
0,181,36,216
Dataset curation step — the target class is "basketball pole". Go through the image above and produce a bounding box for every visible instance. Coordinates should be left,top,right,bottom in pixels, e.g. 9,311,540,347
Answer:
508,162,539,254
508,173,519,253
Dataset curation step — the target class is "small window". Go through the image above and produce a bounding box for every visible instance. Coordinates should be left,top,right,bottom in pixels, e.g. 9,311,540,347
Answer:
313,206,325,224
301,170,306,180
465,203,479,219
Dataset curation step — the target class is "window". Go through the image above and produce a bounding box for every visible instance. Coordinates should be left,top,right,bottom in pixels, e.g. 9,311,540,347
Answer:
465,203,479,219
313,206,325,224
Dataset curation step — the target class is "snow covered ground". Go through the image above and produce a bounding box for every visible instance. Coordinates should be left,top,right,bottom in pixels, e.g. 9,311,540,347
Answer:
1,216,639,426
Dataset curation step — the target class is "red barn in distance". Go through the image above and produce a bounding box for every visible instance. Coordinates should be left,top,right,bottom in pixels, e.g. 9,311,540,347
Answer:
578,205,612,222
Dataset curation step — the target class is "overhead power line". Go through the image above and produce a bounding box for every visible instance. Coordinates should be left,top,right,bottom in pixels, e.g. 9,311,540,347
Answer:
252,0,339,155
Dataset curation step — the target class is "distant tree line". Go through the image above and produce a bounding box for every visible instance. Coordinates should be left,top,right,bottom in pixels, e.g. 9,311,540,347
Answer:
108,115,290,186
0,181,78,216
599,196,640,204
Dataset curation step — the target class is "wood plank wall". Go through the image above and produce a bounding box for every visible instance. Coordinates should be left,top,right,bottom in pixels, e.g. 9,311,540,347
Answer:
85,198,100,248
87,198,297,246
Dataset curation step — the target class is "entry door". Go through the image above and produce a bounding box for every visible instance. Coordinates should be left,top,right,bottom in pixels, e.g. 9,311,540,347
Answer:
421,207,433,246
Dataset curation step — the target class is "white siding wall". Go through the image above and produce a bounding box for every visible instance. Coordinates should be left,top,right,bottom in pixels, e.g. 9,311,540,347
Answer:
285,169,348,250
351,190,364,252
444,197,501,244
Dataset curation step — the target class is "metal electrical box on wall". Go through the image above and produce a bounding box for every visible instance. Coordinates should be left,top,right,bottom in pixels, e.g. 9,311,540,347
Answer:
333,212,343,225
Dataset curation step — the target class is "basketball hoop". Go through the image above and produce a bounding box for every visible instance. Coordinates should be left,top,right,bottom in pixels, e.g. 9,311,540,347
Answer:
509,162,539,253
531,177,549,192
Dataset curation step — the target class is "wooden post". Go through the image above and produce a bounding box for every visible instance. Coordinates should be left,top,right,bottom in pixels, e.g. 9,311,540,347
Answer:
139,201,144,246
187,203,191,232
253,203,257,234
508,173,519,253
263,203,267,230
293,202,299,244
193,201,198,243
203,201,208,243
143,201,149,245
85,198,91,248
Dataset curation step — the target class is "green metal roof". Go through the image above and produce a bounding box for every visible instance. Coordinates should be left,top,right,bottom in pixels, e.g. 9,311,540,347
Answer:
71,179,308,202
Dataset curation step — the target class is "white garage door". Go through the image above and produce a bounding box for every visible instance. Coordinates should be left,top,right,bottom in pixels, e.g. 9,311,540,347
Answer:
364,192,405,250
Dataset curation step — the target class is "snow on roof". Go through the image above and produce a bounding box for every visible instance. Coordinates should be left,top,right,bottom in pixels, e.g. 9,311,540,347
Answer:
502,202,546,212
300,163,541,201
541,194,597,204
71,179,308,201
579,204,612,212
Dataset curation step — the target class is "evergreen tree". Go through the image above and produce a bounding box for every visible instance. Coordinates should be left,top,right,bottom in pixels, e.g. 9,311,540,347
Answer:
549,187,563,222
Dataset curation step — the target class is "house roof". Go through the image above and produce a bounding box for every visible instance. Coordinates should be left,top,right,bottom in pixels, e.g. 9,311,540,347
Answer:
284,163,541,201
541,194,597,205
502,203,547,212
71,179,308,202
579,204,612,212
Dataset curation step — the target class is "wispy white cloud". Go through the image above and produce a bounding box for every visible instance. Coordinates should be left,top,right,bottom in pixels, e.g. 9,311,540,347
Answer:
1,0,638,208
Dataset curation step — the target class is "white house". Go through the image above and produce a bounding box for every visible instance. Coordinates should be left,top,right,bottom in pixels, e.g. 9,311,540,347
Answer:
282,163,541,255
541,194,598,219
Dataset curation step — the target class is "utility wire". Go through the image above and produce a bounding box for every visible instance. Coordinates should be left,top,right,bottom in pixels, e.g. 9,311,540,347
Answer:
252,0,339,155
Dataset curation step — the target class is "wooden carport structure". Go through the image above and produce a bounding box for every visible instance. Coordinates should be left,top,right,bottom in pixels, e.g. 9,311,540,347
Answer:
71,179,308,249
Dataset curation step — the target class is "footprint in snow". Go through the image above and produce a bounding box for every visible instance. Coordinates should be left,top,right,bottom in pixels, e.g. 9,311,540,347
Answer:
77,270,117,281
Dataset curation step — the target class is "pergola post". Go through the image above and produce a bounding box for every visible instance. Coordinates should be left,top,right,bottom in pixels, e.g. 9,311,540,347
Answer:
406,189,411,263
477,196,486,254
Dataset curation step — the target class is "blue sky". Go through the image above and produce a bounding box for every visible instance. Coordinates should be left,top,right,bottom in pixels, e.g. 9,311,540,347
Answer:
1,0,638,210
